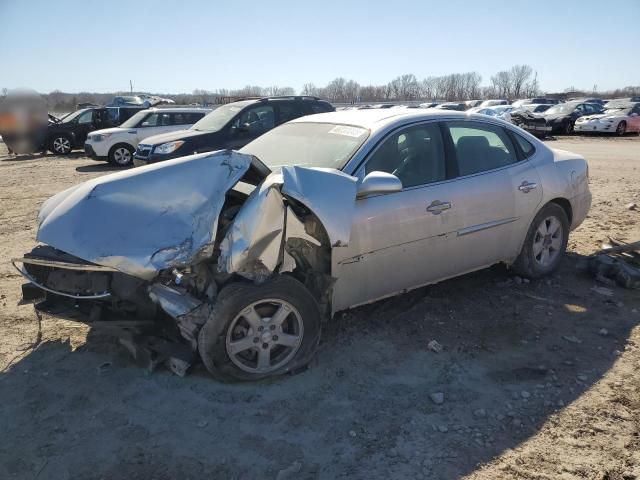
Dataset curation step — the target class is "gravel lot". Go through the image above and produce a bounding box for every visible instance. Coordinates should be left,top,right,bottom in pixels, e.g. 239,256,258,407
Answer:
0,136,639,480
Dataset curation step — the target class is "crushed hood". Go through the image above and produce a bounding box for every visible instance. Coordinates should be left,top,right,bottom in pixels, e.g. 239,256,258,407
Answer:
37,150,270,280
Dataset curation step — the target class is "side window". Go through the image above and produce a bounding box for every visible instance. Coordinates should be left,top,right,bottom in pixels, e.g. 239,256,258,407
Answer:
278,102,302,124
447,121,518,176
365,123,446,188
158,113,171,126
311,102,332,114
141,113,159,127
171,113,186,125
77,110,93,124
512,132,535,159
191,112,206,123
233,105,275,135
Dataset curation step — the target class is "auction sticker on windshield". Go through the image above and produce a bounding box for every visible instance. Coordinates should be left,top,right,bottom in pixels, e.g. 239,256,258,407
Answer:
328,125,368,137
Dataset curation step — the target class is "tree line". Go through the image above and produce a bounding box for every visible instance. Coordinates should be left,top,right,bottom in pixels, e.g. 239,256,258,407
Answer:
3,65,640,112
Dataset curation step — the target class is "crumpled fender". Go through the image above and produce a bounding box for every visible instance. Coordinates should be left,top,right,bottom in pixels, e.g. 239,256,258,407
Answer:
37,150,256,280
280,166,358,247
218,166,357,281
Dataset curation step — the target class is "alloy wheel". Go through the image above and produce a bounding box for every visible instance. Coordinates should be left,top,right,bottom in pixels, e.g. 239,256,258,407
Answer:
113,147,132,165
225,298,304,374
532,216,563,267
53,137,71,154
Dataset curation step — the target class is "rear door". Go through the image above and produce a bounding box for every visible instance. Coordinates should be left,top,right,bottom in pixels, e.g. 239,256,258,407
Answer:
439,121,542,273
629,104,640,132
276,101,304,125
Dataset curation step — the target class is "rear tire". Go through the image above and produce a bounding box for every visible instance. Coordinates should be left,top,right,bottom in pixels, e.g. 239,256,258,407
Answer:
512,203,569,278
108,143,134,166
616,121,627,136
198,275,321,382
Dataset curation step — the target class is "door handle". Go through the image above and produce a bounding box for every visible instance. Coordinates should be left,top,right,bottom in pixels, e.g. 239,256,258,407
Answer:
427,200,452,215
518,181,538,193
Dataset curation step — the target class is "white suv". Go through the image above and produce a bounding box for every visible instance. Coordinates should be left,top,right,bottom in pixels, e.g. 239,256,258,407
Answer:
84,107,210,166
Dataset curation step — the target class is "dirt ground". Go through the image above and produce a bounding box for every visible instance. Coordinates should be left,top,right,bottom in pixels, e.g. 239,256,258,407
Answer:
0,136,639,480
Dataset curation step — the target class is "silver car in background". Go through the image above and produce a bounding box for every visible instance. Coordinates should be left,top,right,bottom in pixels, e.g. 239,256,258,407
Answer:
14,109,591,381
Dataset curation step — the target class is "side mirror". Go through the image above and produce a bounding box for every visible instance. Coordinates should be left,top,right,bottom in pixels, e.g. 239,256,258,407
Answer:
238,123,250,133
631,113,639,117
357,171,402,198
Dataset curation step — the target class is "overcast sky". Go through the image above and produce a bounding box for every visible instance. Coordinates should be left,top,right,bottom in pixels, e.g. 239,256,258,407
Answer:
1,0,638,94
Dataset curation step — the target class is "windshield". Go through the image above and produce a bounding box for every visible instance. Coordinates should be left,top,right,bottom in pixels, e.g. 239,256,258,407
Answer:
60,109,88,123
120,111,150,128
191,104,244,132
239,122,369,171
546,104,574,114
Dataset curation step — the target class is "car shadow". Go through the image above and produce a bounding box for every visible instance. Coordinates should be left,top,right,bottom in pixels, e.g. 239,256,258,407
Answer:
75,163,129,173
0,151,87,162
1,253,638,479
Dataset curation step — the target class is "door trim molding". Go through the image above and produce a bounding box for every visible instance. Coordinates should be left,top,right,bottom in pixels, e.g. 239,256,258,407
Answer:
457,216,518,237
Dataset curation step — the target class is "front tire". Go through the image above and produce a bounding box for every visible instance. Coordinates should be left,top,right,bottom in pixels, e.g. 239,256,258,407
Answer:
616,121,627,136
198,276,321,382
563,121,574,135
108,143,134,166
49,135,73,155
512,203,569,278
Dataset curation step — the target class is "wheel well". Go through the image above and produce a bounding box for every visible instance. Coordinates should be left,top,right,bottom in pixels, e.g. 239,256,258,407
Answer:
109,142,134,154
549,198,573,225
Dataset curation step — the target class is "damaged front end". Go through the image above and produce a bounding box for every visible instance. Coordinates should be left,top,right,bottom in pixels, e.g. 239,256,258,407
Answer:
15,149,357,376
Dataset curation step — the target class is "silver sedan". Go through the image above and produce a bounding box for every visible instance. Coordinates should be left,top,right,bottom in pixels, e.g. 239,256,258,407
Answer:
15,109,591,381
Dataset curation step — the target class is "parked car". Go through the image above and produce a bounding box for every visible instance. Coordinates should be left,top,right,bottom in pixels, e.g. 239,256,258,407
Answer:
568,97,605,106
15,109,591,381
509,109,552,138
465,100,483,108
419,102,441,108
133,96,334,166
479,99,509,107
574,101,640,135
46,106,147,155
608,96,640,104
84,107,210,166
540,101,604,134
520,104,552,113
435,102,466,111
511,98,560,108
467,105,513,121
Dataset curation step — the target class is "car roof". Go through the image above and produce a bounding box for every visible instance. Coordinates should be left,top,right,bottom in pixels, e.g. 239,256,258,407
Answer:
290,109,474,133
143,107,211,113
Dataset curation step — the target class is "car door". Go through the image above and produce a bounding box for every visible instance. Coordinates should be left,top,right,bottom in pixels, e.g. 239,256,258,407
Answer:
224,104,276,150
74,109,95,145
439,121,542,274
134,112,168,141
629,104,640,132
276,101,304,125
331,122,458,311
